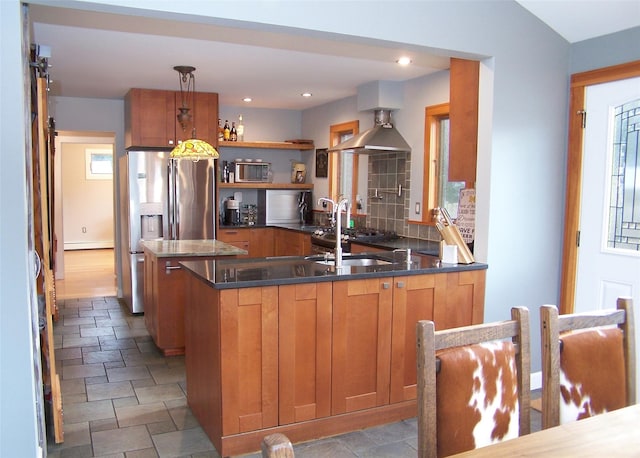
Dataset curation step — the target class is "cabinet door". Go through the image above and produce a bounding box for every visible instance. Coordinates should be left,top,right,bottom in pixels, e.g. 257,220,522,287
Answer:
274,229,311,256
449,58,480,184
349,243,388,254
220,287,279,435
251,228,275,257
149,257,193,355
279,283,332,424
389,274,437,403
143,252,158,343
125,88,176,148
175,91,219,146
217,228,251,257
432,270,485,329
332,278,393,414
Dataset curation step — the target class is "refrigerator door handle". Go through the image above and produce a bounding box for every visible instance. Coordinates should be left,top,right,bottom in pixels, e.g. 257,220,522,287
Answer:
168,160,176,239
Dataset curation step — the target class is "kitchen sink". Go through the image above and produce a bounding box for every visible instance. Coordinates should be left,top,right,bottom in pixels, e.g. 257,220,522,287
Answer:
305,254,394,267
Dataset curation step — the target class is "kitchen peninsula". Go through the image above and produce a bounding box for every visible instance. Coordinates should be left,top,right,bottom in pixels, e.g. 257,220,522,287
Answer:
181,252,487,456
141,239,247,356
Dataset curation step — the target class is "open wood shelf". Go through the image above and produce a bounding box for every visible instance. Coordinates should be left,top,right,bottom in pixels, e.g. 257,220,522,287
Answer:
218,182,313,190
218,140,315,151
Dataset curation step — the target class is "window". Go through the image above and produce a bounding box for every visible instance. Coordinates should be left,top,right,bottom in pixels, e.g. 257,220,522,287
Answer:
85,148,113,180
607,97,640,252
329,120,359,204
422,103,465,222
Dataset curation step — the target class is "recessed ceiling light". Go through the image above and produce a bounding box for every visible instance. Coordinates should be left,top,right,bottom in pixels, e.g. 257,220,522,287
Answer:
301,92,312,98
396,57,412,66
243,97,252,103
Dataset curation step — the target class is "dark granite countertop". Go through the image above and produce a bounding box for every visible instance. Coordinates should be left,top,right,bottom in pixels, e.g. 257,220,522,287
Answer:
181,252,487,290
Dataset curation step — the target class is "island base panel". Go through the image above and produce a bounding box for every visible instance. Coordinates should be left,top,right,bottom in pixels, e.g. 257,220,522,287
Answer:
210,400,416,457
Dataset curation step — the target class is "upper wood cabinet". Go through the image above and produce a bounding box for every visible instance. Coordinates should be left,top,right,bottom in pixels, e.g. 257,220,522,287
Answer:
449,58,479,185
125,88,219,148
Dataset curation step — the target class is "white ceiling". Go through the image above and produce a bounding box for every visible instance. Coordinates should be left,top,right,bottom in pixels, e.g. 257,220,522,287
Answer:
30,1,640,111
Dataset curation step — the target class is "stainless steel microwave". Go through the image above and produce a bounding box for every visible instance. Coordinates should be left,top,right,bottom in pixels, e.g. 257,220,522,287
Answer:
234,161,271,182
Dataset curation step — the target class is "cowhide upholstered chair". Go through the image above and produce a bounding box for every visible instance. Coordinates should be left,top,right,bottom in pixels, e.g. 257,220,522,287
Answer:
540,297,636,429
416,307,531,458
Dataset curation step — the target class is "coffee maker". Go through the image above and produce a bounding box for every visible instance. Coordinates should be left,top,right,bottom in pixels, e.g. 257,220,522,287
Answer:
224,198,241,225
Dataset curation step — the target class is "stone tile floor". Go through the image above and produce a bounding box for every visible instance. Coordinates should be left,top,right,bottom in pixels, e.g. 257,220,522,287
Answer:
47,296,541,457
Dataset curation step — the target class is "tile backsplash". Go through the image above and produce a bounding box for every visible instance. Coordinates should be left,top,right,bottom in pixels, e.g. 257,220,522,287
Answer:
366,152,440,241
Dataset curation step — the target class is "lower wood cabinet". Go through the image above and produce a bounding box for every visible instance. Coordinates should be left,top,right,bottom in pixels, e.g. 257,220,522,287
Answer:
332,278,393,414
143,252,219,356
217,227,311,257
274,228,312,256
279,283,332,423
184,268,486,456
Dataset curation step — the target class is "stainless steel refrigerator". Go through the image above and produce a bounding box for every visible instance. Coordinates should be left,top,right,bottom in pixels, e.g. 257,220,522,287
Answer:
118,150,216,313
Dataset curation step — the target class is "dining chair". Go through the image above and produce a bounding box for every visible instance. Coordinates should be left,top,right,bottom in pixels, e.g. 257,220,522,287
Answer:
540,297,636,429
416,307,530,458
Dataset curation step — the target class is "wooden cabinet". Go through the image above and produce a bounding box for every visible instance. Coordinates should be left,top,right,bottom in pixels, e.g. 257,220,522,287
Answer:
388,271,484,403
274,228,311,256
125,88,218,148
279,283,332,423
217,227,276,257
184,268,486,456
252,228,275,257
217,228,252,257
449,58,479,185
331,278,393,414
349,243,388,254
219,286,280,435
143,252,219,355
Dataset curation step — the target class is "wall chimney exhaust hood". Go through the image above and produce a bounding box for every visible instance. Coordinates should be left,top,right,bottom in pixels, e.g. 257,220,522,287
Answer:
328,109,411,154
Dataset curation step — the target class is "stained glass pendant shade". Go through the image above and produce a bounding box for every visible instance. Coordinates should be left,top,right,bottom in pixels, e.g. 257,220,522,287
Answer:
170,139,219,160
169,65,219,160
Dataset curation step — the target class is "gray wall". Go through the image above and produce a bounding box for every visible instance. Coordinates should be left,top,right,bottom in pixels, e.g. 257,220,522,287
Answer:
1,2,43,456
571,26,640,73
4,1,640,455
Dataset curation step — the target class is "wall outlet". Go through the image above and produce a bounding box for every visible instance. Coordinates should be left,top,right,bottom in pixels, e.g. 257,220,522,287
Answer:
415,202,420,214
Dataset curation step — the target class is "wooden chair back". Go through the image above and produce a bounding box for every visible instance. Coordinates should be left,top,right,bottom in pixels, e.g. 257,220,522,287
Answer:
540,297,636,429
416,307,530,458
261,433,295,458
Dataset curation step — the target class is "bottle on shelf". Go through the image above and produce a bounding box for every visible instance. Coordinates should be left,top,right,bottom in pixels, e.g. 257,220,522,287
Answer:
217,119,224,142
237,115,244,142
230,122,238,141
223,120,231,141
222,161,229,183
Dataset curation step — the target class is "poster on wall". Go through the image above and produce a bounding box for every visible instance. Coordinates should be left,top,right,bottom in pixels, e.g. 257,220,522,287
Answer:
457,188,475,244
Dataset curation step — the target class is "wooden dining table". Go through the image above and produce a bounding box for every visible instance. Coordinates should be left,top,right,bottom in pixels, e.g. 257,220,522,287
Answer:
453,403,640,457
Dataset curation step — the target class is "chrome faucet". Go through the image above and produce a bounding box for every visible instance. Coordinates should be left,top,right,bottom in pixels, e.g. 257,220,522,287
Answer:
334,198,350,268
317,197,350,268
393,248,412,267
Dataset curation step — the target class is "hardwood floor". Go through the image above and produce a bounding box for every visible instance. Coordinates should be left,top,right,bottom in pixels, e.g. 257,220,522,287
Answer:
55,248,116,299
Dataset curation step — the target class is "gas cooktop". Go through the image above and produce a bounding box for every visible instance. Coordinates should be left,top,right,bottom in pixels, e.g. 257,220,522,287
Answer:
312,227,398,243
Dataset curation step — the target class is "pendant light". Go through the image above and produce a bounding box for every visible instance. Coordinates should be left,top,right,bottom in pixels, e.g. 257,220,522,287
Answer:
170,65,219,160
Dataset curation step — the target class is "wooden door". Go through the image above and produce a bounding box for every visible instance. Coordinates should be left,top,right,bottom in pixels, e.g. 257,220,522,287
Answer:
432,270,485,329
34,77,64,443
331,278,393,414
217,228,251,257
125,88,175,148
175,91,219,145
251,228,275,257
220,287,279,434
143,251,158,343
389,274,436,403
279,283,332,423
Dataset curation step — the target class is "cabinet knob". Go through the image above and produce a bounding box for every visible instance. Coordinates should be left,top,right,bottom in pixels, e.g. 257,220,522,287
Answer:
168,140,174,145
396,281,405,288
382,282,390,289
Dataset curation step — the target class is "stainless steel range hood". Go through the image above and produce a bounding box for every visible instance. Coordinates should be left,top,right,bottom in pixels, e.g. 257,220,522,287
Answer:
328,109,411,154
